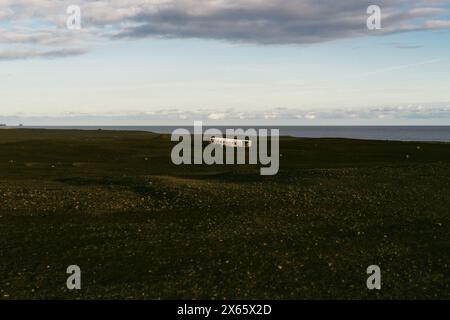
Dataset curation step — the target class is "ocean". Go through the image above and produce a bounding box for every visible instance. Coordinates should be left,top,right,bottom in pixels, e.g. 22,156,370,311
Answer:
23,126,450,142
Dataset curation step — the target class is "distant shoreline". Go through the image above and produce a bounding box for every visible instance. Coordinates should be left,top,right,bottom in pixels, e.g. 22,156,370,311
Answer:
2,125,450,142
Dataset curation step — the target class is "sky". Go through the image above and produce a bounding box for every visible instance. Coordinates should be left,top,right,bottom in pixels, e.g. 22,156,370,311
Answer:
1,0,450,125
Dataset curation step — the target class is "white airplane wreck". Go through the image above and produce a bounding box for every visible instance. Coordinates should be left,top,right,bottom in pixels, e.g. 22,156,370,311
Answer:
209,136,252,148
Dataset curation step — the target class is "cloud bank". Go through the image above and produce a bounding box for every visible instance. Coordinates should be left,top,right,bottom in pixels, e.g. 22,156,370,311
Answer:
1,0,449,60
0,48,89,60
2,104,450,125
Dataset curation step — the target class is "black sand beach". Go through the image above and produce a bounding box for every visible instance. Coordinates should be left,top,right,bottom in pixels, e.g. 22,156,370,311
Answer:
0,129,449,299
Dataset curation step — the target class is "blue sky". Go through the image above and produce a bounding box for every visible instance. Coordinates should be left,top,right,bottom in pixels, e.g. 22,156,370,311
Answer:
1,0,450,125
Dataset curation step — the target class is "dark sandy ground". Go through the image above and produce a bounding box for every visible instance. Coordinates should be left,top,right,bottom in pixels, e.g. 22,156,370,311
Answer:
0,129,449,299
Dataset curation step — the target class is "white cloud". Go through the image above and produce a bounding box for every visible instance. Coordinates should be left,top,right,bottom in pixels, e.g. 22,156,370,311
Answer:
305,112,317,120
208,113,226,120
